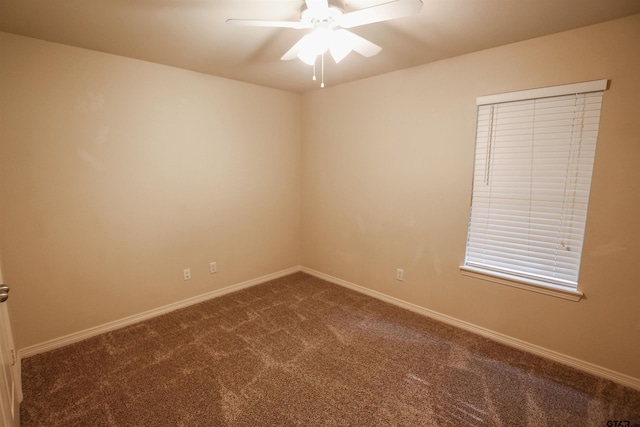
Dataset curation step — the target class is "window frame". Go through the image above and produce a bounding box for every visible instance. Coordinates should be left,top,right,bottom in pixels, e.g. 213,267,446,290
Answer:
460,79,608,301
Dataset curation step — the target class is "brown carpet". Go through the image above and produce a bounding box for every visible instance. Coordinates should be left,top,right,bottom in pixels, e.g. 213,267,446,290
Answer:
20,272,640,426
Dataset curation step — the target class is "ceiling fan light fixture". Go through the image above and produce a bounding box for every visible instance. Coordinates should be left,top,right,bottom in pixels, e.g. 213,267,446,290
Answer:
329,44,351,63
309,27,332,54
297,48,318,65
329,29,354,63
296,27,333,65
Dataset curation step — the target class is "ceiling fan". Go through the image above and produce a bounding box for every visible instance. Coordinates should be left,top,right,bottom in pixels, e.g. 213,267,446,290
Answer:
227,0,423,85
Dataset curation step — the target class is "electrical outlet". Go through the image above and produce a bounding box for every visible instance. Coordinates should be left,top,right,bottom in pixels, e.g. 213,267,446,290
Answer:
209,261,217,274
396,268,404,281
183,268,191,281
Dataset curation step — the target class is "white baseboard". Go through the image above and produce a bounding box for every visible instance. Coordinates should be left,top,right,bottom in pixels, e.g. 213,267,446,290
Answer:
301,267,640,391
19,266,301,359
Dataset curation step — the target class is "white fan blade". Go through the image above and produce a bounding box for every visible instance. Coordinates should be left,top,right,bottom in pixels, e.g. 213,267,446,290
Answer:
305,0,329,12
343,30,382,57
329,30,354,63
337,0,423,29
226,19,310,29
329,43,352,63
281,36,311,61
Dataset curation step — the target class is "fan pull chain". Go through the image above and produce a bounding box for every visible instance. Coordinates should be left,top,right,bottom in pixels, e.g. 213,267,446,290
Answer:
321,53,325,88
310,55,325,88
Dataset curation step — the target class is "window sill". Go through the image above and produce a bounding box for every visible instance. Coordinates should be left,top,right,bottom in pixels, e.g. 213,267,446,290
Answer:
459,265,584,302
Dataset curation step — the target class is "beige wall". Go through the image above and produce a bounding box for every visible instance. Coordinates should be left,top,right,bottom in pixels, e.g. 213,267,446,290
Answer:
0,33,301,349
301,14,640,379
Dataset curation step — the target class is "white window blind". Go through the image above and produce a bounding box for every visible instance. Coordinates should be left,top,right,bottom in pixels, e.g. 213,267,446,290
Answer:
464,80,606,293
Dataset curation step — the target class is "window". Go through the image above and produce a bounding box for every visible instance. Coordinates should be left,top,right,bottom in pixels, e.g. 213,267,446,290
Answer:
461,80,608,301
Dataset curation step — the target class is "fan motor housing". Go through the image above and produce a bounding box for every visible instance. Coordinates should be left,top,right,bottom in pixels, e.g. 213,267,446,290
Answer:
301,0,346,24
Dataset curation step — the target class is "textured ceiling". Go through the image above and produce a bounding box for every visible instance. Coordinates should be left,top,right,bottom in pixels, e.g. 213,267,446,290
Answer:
1,0,639,93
